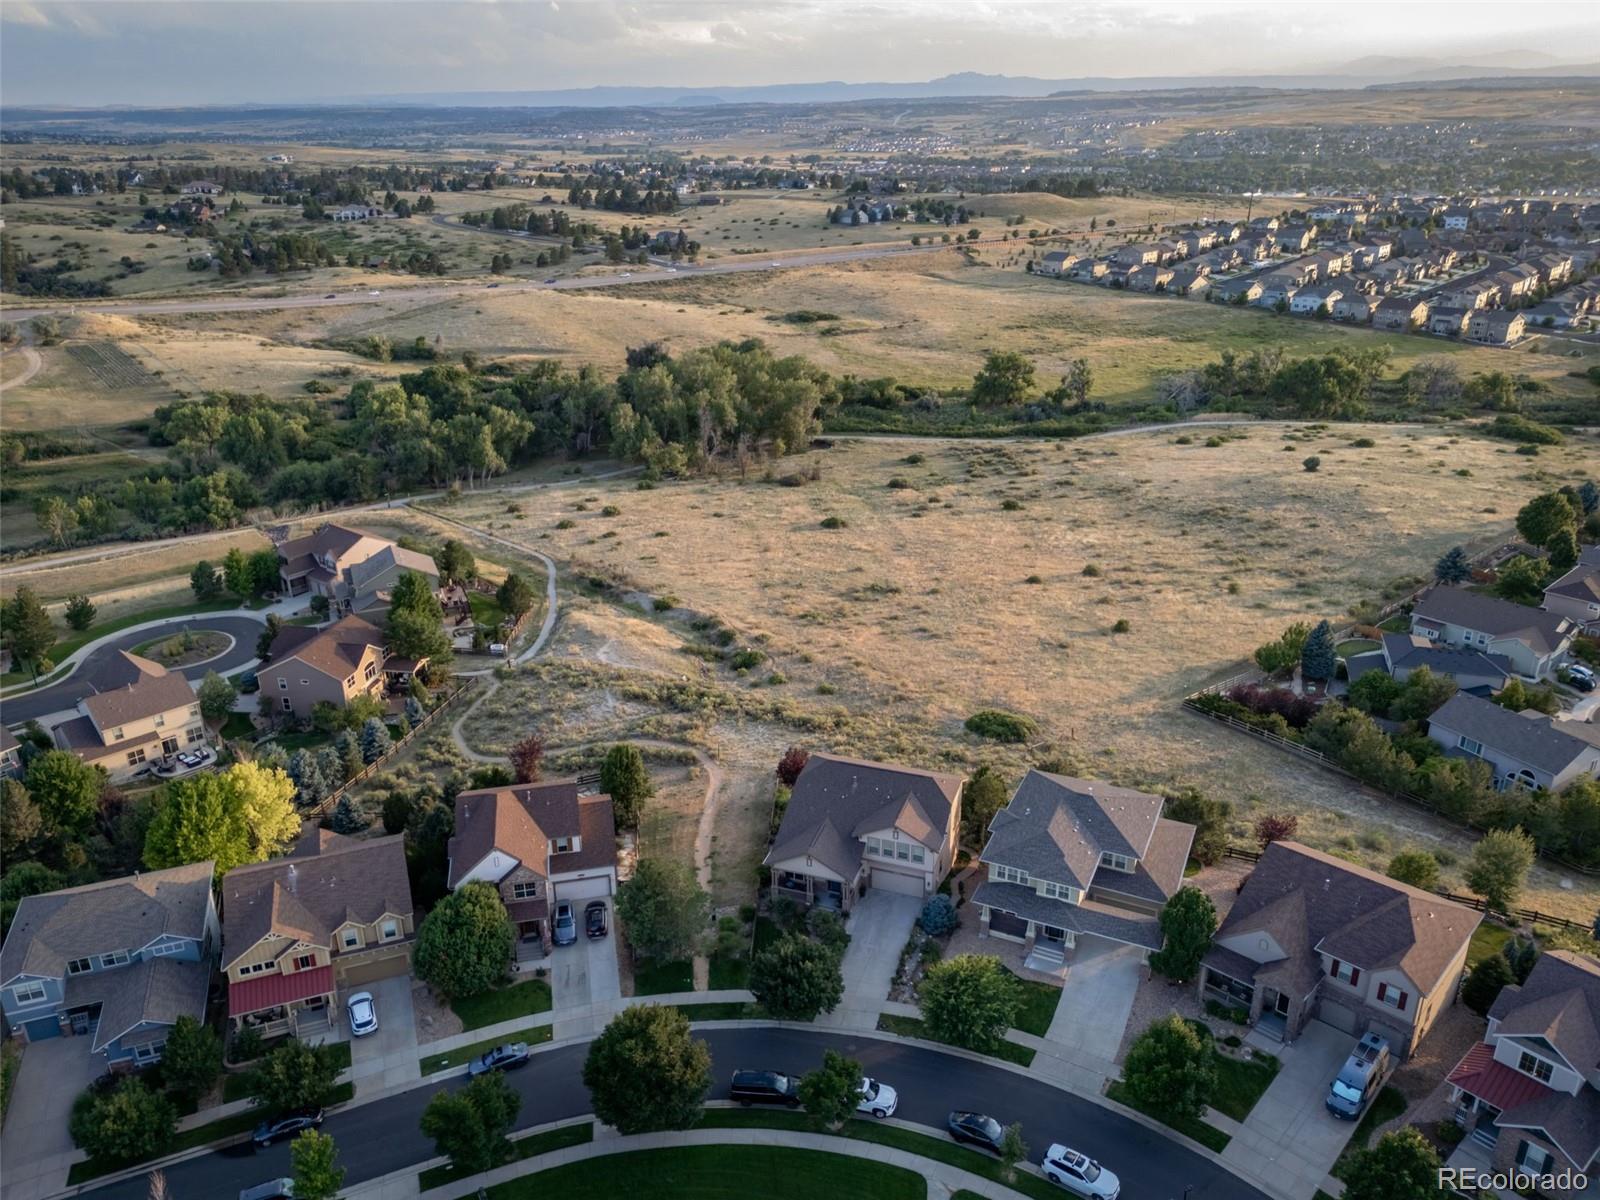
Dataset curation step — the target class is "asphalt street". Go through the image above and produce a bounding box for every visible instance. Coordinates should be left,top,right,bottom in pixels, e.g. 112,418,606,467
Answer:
1,614,263,725
77,1027,1268,1200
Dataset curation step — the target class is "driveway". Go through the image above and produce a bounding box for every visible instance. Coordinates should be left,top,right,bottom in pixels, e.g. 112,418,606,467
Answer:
1,1036,102,1200
818,890,921,1028
344,976,419,1094
1043,939,1144,1068
1222,1020,1359,1200
550,901,622,1039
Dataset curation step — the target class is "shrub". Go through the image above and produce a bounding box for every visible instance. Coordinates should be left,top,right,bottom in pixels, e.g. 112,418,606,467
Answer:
964,709,1037,743
1386,850,1440,891
1302,456,1322,472
600,505,621,517
776,746,810,787
886,477,911,489
1000,498,1023,511
1111,618,1131,633
819,516,847,529
1081,564,1101,577
919,894,958,936
1254,812,1298,847
728,648,765,671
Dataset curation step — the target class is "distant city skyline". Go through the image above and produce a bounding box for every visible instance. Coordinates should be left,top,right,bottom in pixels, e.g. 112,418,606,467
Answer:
2,0,1596,108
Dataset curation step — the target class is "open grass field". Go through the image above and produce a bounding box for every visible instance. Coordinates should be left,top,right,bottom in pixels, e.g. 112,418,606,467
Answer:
445,423,1600,921
0,526,271,608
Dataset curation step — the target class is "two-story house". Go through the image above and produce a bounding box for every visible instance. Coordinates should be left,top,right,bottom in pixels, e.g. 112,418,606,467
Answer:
1410,586,1575,680
51,651,208,781
972,772,1195,967
259,614,420,721
223,829,414,1039
446,780,618,960
1446,951,1600,1197
275,523,439,616
1200,841,1480,1058
1543,548,1600,632
1426,693,1600,793
1344,633,1512,696
764,753,964,912
1,862,218,1067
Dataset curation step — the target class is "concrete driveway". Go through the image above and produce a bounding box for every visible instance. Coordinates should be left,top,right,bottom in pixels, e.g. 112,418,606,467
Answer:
1222,1020,1360,1200
551,901,622,1038
1044,939,1144,1068
344,976,419,1094
819,890,922,1028
1,1036,102,1200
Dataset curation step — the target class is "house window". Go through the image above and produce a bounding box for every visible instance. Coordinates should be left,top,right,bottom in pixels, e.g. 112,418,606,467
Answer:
1517,1051,1555,1084
126,748,148,766
238,961,270,976
910,844,925,864
100,950,130,968
67,958,93,975
1099,852,1135,873
153,714,165,729
1457,736,1483,757
1375,983,1408,1011
189,705,200,718
278,678,289,690
380,920,399,940
895,841,911,861
992,864,1030,886
552,837,572,854
1516,1140,1555,1175
281,698,293,712
345,675,355,687
364,663,377,682
1039,881,1077,902
11,981,46,1005
148,942,181,957
1328,959,1361,987
132,1043,161,1064
511,882,539,900
341,929,360,950
186,727,206,745
294,954,316,971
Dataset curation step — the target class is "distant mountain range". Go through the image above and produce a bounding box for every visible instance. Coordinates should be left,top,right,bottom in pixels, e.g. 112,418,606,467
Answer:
353,57,1600,108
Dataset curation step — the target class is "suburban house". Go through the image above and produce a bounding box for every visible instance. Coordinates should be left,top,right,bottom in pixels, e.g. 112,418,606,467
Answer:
1345,633,1512,695
1426,693,1600,793
223,829,414,1039
1375,295,1430,330
1276,225,1314,253
446,780,618,959
972,771,1195,967
0,862,218,1067
275,523,440,616
765,753,964,911
1410,586,1575,680
259,614,420,721
1037,251,1082,277
1290,283,1342,315
1543,548,1600,631
1430,307,1471,337
52,651,208,782
1,727,23,779
1127,263,1174,292
180,180,224,196
1468,309,1527,345
1333,294,1378,323
1111,243,1163,268
1200,841,1480,1058
1445,952,1600,1196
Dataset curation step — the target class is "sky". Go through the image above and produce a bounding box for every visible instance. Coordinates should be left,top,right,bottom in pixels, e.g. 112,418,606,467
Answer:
2,0,1595,108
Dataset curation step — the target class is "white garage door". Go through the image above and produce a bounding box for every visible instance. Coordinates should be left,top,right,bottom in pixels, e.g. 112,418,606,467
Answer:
871,867,926,897
557,874,613,900
1317,998,1360,1036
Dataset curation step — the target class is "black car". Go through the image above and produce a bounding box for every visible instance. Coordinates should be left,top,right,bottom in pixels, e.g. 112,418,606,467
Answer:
252,1108,324,1147
585,900,608,939
730,1069,802,1107
947,1111,1005,1154
468,1042,531,1076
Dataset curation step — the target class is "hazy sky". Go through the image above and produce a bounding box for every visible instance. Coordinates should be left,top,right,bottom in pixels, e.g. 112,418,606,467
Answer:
2,0,1594,107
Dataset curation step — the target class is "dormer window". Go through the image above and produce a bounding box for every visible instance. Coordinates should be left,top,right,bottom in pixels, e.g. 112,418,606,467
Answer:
67,958,93,975
552,837,578,854
1039,880,1077,902
1099,852,1135,873
99,950,129,968
992,864,1030,886
1517,1051,1554,1084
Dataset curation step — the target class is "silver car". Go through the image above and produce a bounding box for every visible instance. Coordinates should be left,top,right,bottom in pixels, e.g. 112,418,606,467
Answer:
346,991,378,1037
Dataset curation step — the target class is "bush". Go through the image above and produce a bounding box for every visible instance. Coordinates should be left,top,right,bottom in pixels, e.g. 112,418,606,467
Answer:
819,516,848,529
964,709,1037,743
1254,813,1298,847
1303,456,1322,472
70,1078,177,1164
1386,850,1440,891
1111,618,1131,633
919,894,958,936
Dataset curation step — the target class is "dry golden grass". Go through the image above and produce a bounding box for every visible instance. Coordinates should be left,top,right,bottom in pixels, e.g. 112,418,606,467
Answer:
443,424,1600,918
0,527,271,606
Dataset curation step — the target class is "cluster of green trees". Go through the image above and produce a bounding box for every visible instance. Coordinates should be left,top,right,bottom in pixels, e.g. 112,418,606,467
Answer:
211,232,341,277
1515,485,1600,572
1184,344,1393,418
1,232,113,297
564,176,679,214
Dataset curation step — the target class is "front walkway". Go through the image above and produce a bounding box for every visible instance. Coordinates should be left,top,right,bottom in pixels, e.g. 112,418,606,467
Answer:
816,890,922,1029
1222,1021,1359,1200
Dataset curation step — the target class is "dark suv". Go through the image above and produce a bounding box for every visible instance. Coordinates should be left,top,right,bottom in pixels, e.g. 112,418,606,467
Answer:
252,1108,324,1147
730,1069,802,1107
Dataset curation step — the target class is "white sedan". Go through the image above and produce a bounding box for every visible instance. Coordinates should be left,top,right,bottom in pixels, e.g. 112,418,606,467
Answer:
1043,1144,1119,1198
346,991,378,1037
856,1077,897,1118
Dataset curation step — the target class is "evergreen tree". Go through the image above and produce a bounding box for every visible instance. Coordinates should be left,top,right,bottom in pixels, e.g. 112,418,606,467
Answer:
359,717,393,763
1433,545,1470,584
1300,619,1337,682
2,586,55,680
330,793,368,834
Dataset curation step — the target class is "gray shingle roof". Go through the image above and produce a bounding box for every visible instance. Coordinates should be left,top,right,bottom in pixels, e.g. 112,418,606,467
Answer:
1212,841,1480,996
979,771,1172,893
81,652,197,731
1412,586,1573,656
65,956,211,1052
971,881,1162,950
0,862,215,984
764,753,963,880
1546,562,1600,607
1380,633,1512,682
1428,692,1600,776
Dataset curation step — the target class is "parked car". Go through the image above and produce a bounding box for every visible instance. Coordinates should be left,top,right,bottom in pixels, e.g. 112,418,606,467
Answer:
323,293,337,300
252,1109,324,1147
730,1069,802,1107
468,1042,531,1076
239,1180,295,1200
1567,664,1597,692
856,1077,897,1118
1043,1144,1120,1198
585,901,608,939
1327,1032,1392,1121
346,991,378,1037
552,902,577,946
544,277,558,284
486,283,500,288
947,1111,1005,1154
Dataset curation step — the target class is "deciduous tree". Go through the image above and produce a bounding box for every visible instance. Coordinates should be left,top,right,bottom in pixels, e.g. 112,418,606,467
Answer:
1148,887,1217,983
509,731,545,783
749,933,844,1021
1385,850,1440,891
413,881,513,1000
799,1050,862,1129
142,762,299,873
1340,1127,1441,1200
160,1015,223,1104
615,858,709,963
420,1070,520,1174
919,954,1021,1053
246,1039,344,1114
1122,1015,1216,1121
1466,828,1536,913
197,670,237,722
24,750,104,839
582,1005,710,1134
290,1129,345,1200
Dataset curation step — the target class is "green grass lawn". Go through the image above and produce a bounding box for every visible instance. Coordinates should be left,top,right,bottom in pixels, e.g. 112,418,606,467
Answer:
1104,1081,1231,1153
1335,638,1381,660
420,1024,553,1075
219,712,256,741
1377,615,1411,633
752,916,783,955
675,1002,759,1021
261,728,334,754
486,1144,924,1200
469,592,508,631
875,1013,1035,1068
68,1081,355,1184
1331,1086,1407,1180
0,597,248,687
1209,1051,1280,1122
707,954,750,991
419,1121,593,1190
697,1110,1063,1200
1467,921,1515,967
633,958,695,996
1005,970,1062,1038
451,978,553,1031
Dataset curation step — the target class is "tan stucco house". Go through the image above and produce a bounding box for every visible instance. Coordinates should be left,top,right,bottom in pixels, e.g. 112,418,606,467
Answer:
259,615,417,721
52,651,208,781
275,523,439,617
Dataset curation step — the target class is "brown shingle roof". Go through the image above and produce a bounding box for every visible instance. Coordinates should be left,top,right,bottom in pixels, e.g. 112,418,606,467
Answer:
222,832,411,968
81,652,197,731
277,523,371,576
446,780,617,888
266,614,384,682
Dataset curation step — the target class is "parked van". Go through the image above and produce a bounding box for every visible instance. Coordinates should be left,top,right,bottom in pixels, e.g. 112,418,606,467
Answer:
730,1069,801,1107
1327,1032,1392,1120
239,1180,295,1200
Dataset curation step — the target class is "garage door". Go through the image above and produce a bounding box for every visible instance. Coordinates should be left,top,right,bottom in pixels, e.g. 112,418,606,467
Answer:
338,954,410,987
871,867,926,897
557,874,613,901
1316,997,1360,1036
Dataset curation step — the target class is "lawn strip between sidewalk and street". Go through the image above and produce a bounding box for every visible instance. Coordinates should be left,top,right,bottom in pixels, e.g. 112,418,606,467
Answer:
420,1024,554,1075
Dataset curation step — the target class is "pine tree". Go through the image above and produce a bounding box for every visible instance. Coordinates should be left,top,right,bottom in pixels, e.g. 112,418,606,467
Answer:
1300,619,1337,682
330,794,367,834
1433,545,1470,584
359,717,393,764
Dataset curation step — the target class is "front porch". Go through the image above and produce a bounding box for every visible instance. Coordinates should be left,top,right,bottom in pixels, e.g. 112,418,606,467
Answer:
772,868,851,912
228,964,336,1041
